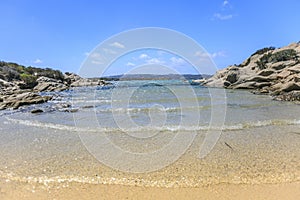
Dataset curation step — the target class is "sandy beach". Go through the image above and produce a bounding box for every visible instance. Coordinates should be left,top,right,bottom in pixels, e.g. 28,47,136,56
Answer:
1,178,300,200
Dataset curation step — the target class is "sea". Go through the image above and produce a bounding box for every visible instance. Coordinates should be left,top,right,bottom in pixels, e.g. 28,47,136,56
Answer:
0,79,299,190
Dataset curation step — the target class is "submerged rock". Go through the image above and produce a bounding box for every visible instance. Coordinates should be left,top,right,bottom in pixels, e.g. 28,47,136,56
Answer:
31,109,44,114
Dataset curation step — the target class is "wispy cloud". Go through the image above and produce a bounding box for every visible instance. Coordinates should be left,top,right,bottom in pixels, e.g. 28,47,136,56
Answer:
195,51,226,59
212,0,235,20
102,48,117,54
139,53,150,59
91,60,104,65
126,62,136,67
223,0,229,7
170,57,186,65
33,59,43,64
90,52,102,58
146,58,165,65
213,13,233,20
109,42,125,49
89,52,105,65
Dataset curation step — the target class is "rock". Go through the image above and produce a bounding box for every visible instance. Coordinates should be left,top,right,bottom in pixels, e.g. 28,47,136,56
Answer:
277,70,290,79
34,76,68,92
204,79,226,88
226,72,238,83
36,76,63,83
0,92,52,110
287,65,300,73
223,81,231,87
64,72,81,86
270,60,295,70
231,82,256,89
254,82,272,88
0,62,113,110
274,91,300,101
81,105,94,109
203,42,300,102
245,76,276,83
60,108,79,113
190,79,206,85
70,79,107,87
34,81,68,92
258,70,275,76
281,82,300,92
31,109,44,114
0,78,15,88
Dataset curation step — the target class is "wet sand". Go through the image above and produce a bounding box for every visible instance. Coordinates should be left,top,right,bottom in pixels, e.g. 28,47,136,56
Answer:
1,179,299,200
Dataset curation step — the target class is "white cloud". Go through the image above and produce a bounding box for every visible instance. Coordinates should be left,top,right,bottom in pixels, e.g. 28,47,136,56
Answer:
195,51,226,59
223,0,229,7
90,52,102,58
89,52,105,64
213,0,234,20
33,59,42,64
84,52,90,56
146,58,165,65
109,42,125,49
211,51,226,58
139,53,150,59
91,60,103,65
126,62,136,67
103,48,117,54
213,13,233,20
170,57,186,65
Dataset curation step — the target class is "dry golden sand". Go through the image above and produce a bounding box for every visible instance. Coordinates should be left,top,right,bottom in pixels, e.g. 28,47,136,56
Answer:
1,180,300,200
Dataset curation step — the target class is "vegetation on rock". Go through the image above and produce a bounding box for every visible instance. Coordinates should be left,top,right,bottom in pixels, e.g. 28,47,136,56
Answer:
0,61,64,83
255,49,299,70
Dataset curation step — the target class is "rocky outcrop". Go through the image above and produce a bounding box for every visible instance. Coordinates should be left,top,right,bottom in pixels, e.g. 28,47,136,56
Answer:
0,62,111,110
70,79,107,87
203,42,300,101
0,92,52,110
33,76,68,92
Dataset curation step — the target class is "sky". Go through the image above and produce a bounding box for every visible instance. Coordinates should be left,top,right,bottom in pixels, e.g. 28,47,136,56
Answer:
1,0,300,75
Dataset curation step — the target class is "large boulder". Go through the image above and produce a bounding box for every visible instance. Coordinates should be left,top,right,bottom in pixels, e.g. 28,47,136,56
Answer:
0,92,52,110
34,76,68,92
64,72,82,85
70,79,107,87
281,82,300,92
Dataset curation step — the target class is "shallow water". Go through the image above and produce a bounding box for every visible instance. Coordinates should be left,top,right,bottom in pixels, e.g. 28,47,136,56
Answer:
0,80,299,189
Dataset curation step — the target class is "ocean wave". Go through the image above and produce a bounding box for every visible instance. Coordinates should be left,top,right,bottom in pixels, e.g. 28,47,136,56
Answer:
94,106,211,113
5,117,300,133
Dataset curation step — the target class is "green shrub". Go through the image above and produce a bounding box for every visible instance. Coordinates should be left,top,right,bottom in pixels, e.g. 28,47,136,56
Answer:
251,47,275,57
20,73,37,88
255,49,298,69
268,49,298,62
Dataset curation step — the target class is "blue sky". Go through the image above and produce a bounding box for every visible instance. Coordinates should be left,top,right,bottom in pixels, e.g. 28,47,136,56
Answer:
1,0,300,75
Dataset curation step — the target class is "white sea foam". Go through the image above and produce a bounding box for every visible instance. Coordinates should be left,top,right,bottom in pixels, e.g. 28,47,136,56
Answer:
5,117,300,133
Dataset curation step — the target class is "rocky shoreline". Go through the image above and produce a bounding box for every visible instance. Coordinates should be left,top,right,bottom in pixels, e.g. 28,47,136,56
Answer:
203,42,300,102
2,41,300,112
0,62,110,110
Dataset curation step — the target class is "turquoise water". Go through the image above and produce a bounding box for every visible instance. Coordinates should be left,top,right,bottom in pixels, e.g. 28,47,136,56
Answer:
0,80,300,188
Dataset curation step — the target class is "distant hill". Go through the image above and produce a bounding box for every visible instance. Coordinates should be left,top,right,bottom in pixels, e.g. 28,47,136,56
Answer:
101,74,212,81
